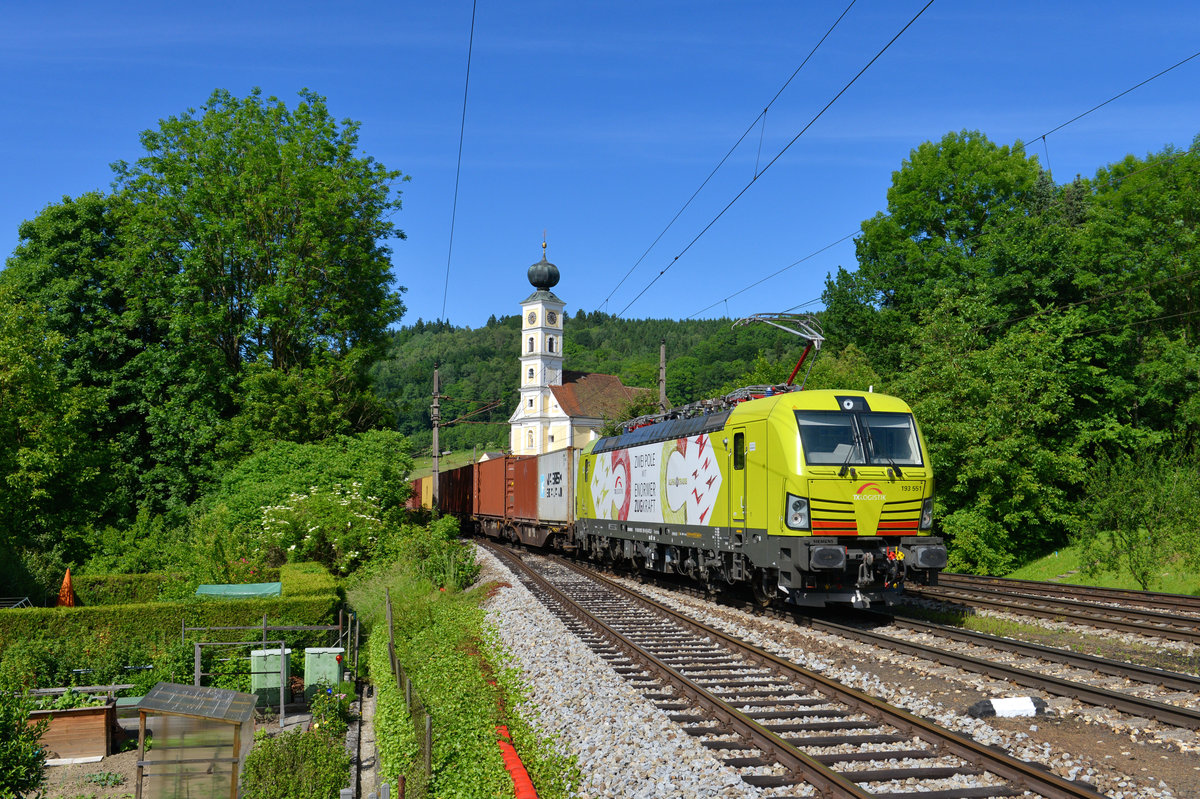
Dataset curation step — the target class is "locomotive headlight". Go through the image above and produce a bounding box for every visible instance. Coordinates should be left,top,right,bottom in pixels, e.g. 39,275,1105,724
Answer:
919,497,934,530
785,494,809,530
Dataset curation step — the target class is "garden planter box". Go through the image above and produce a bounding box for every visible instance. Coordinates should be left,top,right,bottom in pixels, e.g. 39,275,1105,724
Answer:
28,700,115,762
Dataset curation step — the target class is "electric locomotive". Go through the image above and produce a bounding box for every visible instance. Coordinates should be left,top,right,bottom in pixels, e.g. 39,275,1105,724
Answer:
575,386,946,607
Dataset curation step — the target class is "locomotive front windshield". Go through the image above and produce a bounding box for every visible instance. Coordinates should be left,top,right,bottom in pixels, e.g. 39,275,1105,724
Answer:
795,410,924,467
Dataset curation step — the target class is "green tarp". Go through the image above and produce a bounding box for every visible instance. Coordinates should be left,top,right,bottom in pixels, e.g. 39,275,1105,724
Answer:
195,582,282,598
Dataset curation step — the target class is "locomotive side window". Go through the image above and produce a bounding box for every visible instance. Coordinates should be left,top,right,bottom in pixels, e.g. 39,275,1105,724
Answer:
733,432,745,470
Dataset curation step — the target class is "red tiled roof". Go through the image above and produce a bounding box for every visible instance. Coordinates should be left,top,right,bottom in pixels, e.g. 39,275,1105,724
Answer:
550,371,651,421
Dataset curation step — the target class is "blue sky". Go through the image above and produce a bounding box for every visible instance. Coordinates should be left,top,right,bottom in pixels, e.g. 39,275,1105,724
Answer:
3,1,1199,329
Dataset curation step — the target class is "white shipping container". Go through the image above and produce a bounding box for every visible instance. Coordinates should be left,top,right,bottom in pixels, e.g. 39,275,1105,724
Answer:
537,449,574,523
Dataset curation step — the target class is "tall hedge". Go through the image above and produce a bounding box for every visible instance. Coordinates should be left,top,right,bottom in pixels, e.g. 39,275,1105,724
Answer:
0,563,340,687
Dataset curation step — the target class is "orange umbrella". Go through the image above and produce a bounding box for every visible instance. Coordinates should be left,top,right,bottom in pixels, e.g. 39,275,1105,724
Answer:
56,567,78,607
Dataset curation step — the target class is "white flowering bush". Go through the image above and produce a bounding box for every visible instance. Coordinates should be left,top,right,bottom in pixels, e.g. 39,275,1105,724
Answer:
261,482,382,574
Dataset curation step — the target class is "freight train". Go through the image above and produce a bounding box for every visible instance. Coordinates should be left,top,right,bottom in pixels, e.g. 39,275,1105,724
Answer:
411,385,947,608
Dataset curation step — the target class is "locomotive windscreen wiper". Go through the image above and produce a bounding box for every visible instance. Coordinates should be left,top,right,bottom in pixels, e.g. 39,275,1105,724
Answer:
838,421,863,478
862,421,901,478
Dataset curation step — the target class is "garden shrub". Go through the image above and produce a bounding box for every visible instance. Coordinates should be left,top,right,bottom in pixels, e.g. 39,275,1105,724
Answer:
263,483,383,575
309,680,352,741
372,516,479,590
72,573,175,605
0,683,47,798
281,562,339,597
239,728,350,799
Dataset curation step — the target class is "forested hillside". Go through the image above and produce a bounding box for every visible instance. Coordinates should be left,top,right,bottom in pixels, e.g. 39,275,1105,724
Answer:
371,313,801,452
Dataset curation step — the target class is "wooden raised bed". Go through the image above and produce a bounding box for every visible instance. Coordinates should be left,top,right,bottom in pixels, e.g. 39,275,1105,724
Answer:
28,700,115,762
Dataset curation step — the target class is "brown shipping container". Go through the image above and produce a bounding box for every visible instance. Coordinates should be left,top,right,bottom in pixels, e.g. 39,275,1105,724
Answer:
474,457,508,518
506,455,539,521
405,479,422,510
438,464,474,517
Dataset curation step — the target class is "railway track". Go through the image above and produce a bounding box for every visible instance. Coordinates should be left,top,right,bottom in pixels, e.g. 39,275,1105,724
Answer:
904,583,1200,647
609,568,1200,732
935,573,1200,618
484,541,1104,799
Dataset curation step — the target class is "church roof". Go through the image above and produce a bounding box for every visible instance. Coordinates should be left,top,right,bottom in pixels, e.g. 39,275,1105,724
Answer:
551,371,652,421
521,288,564,304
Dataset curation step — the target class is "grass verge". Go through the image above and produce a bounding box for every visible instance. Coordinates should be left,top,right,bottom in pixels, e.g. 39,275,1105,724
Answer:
1003,545,1200,595
347,553,577,799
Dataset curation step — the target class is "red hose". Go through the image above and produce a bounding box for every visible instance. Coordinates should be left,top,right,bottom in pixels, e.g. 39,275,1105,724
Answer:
496,724,539,799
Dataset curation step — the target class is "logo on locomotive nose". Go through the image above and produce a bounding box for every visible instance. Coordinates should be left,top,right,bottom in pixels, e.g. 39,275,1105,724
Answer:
853,482,885,501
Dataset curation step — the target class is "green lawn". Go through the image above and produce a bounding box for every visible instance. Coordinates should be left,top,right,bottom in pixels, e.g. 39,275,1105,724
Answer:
1003,544,1200,595
410,449,486,479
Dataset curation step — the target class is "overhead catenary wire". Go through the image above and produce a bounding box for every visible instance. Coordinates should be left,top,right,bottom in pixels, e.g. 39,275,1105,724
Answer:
687,231,856,318
1034,48,1200,144
617,0,937,318
598,0,859,313
440,0,479,324
679,53,1200,325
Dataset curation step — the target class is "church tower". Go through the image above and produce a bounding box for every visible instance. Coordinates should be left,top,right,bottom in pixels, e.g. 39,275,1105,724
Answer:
510,244,566,455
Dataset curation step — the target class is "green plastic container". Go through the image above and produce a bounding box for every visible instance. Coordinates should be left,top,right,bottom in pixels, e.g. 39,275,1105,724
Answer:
303,647,345,701
250,648,291,707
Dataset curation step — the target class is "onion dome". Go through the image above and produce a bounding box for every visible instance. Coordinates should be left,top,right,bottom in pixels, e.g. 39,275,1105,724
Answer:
528,255,560,290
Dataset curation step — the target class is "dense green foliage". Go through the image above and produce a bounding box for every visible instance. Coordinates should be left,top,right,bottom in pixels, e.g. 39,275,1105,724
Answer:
1,88,408,592
240,727,351,799
820,130,1200,574
0,564,339,690
0,686,47,798
1076,450,1200,590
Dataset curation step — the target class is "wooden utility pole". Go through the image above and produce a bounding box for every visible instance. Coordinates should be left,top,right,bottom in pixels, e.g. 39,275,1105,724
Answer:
658,338,668,412
431,365,441,511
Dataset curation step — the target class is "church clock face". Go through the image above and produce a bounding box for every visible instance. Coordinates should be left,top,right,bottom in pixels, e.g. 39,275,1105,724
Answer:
547,311,557,325
527,311,537,325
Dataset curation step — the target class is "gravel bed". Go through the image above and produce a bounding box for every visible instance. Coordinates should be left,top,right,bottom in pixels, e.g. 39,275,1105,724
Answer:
477,546,1195,798
620,577,1191,799
902,595,1200,658
477,547,760,799
884,624,1200,712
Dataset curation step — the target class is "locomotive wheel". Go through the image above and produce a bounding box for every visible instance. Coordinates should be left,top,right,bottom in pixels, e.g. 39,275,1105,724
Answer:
751,569,774,607
751,582,771,607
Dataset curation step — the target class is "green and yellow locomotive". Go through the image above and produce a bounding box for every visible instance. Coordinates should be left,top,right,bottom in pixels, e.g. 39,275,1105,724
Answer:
575,387,946,607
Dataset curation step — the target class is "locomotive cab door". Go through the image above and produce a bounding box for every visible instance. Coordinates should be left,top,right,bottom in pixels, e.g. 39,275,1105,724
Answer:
729,428,747,526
